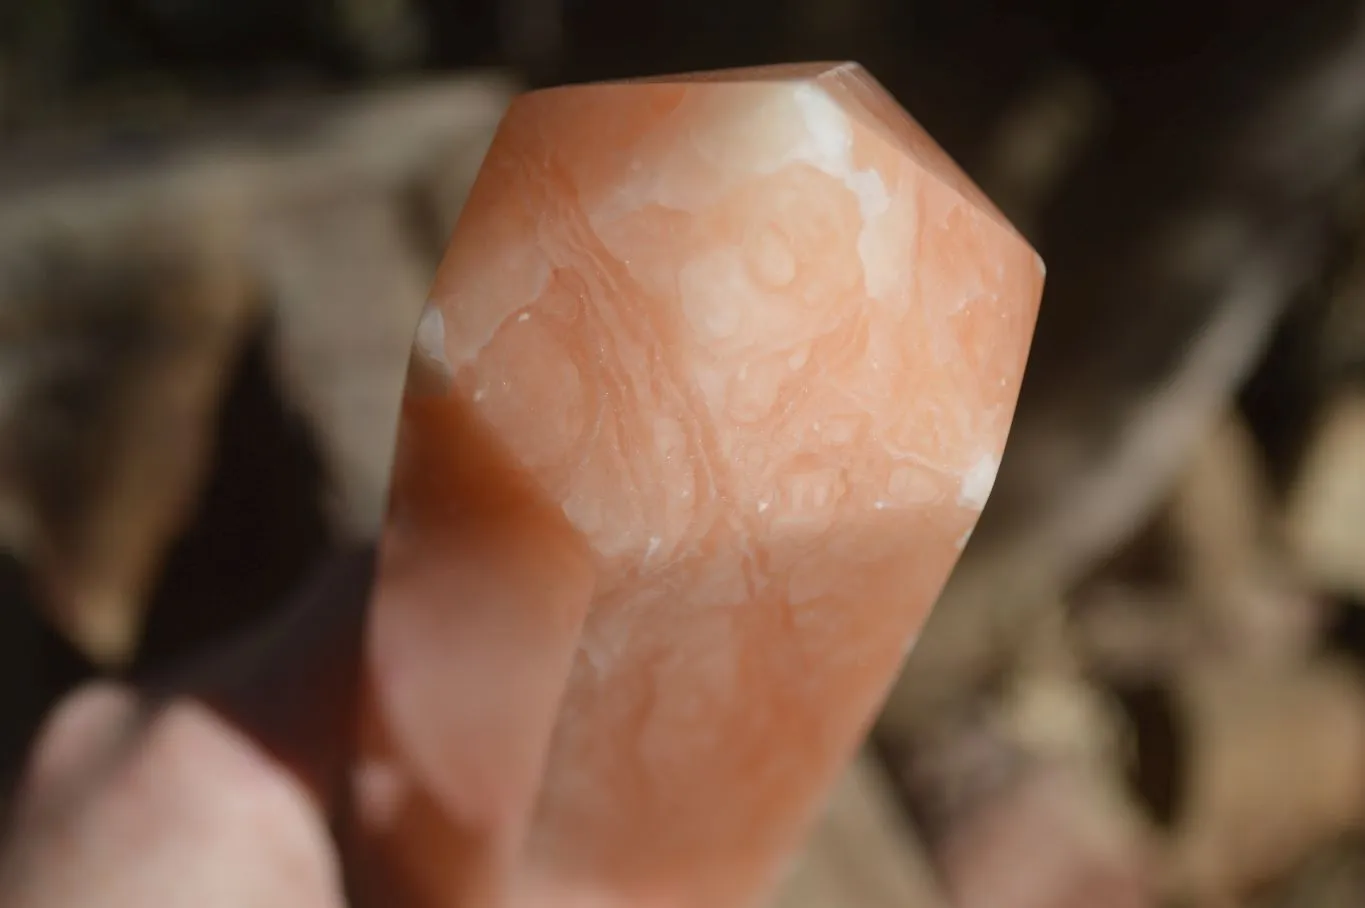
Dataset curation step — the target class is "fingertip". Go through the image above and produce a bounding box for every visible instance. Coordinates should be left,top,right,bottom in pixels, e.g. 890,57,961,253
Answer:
22,682,140,806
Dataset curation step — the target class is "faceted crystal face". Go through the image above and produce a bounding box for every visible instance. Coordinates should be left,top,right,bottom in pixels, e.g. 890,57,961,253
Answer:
376,62,1043,908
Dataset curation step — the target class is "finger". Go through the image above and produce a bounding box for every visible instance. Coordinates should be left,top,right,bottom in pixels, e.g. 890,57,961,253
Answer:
18,682,139,813
2,694,345,908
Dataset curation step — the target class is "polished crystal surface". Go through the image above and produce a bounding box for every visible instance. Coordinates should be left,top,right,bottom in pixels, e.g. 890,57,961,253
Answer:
368,62,1044,907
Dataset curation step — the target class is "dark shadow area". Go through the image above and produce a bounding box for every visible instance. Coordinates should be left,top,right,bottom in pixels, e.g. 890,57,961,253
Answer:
0,553,97,797
1107,677,1188,829
134,315,335,677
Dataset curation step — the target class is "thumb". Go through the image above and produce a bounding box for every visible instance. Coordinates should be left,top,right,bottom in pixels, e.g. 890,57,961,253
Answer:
2,685,346,908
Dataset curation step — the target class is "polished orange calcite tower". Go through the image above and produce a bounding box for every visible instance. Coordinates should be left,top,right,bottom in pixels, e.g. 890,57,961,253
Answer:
369,62,1044,907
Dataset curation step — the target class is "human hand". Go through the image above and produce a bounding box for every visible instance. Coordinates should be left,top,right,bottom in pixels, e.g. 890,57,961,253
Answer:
0,684,345,908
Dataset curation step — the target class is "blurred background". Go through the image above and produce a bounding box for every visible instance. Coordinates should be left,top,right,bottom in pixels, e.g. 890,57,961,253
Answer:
5,0,1365,905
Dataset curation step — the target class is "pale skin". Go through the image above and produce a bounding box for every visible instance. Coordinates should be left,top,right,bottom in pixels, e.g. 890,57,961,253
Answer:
0,684,347,908
0,548,407,907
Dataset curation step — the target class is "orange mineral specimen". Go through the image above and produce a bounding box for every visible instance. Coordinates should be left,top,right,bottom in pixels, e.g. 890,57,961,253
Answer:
369,62,1044,907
